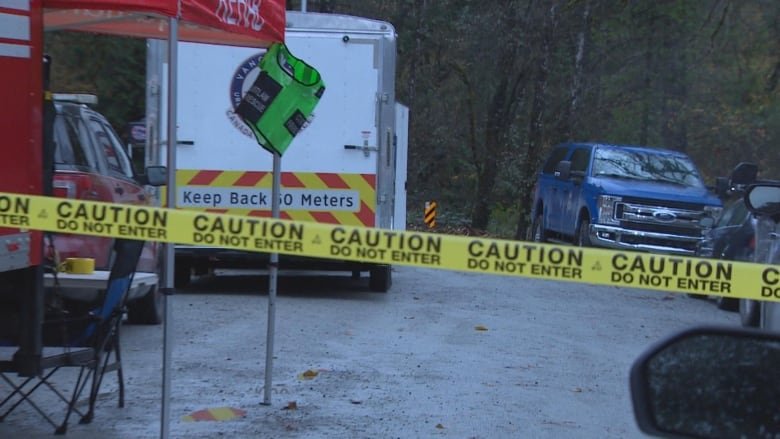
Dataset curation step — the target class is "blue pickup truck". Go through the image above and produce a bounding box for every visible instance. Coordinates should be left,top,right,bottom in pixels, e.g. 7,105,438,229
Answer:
530,142,723,255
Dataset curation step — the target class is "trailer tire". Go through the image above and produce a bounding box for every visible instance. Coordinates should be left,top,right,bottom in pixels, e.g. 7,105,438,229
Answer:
739,299,760,327
127,286,163,325
369,265,392,293
715,296,739,312
175,262,191,289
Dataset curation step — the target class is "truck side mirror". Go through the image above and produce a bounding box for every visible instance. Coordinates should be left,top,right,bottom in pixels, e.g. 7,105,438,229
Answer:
139,166,168,187
714,176,729,198
554,161,571,181
631,326,780,439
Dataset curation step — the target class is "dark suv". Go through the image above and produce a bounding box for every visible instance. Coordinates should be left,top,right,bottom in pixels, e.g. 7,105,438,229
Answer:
50,94,166,324
530,142,722,255
695,162,762,326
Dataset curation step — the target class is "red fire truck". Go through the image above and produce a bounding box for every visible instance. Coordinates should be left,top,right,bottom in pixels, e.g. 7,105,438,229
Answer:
0,0,47,376
0,0,285,376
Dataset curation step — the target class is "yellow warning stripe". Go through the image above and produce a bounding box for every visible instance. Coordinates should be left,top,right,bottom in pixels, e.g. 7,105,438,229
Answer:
1,192,778,302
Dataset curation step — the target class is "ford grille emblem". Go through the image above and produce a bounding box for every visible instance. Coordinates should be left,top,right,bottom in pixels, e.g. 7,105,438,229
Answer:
653,211,677,222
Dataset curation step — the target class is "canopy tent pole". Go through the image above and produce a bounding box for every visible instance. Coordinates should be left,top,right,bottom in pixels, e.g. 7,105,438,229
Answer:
263,153,281,404
161,16,178,439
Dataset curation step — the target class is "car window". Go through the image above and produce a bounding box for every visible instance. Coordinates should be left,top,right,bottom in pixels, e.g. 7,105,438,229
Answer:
53,114,98,171
88,117,135,179
542,147,569,174
570,148,591,173
715,199,749,227
592,147,705,187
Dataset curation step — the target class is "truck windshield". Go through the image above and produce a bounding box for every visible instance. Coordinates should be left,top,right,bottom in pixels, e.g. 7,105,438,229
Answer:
592,148,704,187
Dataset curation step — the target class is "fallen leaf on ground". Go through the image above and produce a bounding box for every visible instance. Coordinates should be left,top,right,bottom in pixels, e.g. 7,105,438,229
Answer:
298,369,319,380
474,325,488,331
282,401,298,410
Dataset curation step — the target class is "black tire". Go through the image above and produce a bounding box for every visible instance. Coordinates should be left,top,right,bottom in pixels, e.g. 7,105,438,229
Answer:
740,299,760,327
575,216,591,247
531,213,546,242
369,265,392,293
715,296,739,312
174,262,191,289
127,286,163,325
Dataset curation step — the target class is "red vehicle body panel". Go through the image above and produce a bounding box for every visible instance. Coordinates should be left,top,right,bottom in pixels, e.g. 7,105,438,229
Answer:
0,1,44,269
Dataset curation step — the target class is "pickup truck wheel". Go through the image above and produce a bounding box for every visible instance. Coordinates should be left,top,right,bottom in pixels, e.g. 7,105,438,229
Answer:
127,286,163,325
369,265,392,293
739,299,760,327
576,217,591,247
531,214,546,242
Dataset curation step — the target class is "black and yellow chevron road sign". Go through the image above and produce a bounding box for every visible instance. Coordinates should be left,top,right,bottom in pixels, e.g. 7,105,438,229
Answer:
1,191,779,303
424,201,437,229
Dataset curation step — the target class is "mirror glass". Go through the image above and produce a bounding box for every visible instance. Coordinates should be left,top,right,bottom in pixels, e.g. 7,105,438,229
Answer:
145,166,168,187
644,333,780,438
746,185,780,216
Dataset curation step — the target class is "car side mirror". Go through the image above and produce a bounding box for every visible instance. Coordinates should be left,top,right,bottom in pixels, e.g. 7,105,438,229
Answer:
631,326,780,439
554,161,571,181
744,183,780,218
139,166,167,187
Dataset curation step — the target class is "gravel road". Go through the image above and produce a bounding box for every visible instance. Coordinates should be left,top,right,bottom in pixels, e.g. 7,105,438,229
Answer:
0,265,736,438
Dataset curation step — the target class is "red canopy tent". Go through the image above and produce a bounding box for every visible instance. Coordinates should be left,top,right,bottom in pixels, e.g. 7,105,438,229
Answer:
39,2,286,437
43,0,285,46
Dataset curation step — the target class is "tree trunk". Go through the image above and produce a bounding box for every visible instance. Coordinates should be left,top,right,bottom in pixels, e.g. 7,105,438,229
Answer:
564,0,591,141
515,3,557,239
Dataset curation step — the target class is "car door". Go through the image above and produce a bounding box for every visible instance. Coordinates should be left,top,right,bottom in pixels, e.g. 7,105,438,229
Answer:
560,146,592,238
86,113,146,207
86,111,158,272
539,146,570,233
51,107,115,268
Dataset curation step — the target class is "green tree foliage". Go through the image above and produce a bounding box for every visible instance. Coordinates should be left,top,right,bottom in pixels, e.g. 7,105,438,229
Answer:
45,32,146,140
49,1,780,238
330,0,780,236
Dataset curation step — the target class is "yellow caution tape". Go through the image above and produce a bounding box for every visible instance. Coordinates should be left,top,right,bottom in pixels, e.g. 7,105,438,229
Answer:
1,192,778,302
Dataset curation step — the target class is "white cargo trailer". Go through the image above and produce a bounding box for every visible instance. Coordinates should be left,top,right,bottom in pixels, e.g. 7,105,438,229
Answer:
146,12,408,292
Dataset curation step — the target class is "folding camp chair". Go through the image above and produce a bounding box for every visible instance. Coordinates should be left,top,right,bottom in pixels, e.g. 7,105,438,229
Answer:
0,238,145,434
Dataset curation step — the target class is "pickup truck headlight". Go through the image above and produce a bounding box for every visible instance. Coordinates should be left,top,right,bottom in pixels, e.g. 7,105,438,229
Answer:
597,195,622,225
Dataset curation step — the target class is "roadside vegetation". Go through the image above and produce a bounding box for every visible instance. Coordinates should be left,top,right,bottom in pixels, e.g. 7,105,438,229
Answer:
47,1,780,238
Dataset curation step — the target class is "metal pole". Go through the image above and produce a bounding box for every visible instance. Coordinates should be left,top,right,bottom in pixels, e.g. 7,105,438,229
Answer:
161,17,178,439
301,0,307,13
263,153,281,405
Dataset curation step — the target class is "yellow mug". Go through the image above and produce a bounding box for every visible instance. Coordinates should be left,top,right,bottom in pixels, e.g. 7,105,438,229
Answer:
60,257,95,274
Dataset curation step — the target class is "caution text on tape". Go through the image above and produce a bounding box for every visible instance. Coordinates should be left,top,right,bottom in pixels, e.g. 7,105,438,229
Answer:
1,192,778,302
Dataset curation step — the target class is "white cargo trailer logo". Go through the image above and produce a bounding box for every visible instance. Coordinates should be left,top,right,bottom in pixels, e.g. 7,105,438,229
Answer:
227,52,264,138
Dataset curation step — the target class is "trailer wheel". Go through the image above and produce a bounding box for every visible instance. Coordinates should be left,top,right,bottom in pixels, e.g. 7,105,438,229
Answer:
739,299,760,327
175,262,192,289
369,265,392,293
127,286,163,325
715,296,739,312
